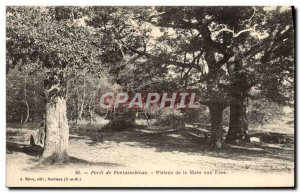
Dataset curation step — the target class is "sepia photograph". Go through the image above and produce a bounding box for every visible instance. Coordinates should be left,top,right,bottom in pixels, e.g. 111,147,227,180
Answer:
6,6,295,188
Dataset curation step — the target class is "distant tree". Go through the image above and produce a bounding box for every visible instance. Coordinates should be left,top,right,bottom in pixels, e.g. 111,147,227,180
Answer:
85,7,155,128
6,65,45,123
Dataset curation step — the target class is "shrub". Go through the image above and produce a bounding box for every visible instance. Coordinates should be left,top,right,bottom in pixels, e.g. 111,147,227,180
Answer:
103,110,136,131
153,108,184,127
247,99,284,127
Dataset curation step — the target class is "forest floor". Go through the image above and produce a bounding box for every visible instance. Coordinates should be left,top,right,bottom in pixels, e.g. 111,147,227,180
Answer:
6,109,294,186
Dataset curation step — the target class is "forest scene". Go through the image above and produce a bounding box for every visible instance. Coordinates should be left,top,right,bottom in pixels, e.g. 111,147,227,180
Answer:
6,6,294,187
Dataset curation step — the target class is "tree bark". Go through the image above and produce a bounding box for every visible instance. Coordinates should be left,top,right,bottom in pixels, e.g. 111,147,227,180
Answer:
225,97,250,144
209,104,224,148
203,50,228,148
225,59,251,144
43,96,69,161
42,71,69,162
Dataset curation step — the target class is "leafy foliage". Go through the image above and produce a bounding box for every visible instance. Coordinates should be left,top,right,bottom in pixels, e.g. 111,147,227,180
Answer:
6,6,294,135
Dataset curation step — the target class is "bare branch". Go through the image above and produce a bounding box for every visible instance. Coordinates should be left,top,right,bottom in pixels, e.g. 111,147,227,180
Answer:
215,24,260,38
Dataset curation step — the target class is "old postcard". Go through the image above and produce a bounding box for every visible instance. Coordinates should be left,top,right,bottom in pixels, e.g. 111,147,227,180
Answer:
6,6,295,187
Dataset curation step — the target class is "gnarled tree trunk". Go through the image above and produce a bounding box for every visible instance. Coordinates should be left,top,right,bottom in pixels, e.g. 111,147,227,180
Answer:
204,50,228,148
42,71,69,162
225,97,250,144
43,96,69,160
209,104,224,148
225,59,251,144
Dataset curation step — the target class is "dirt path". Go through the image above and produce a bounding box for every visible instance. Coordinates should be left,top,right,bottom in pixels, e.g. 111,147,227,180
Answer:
7,121,294,175
6,118,294,187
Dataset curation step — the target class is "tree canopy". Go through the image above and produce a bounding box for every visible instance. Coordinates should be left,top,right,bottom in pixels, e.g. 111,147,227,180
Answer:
6,6,294,157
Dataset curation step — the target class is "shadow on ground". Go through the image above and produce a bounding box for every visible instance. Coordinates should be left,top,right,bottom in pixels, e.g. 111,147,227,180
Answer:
6,137,124,169
6,124,294,169
70,126,294,163
25,155,124,171
7,142,43,157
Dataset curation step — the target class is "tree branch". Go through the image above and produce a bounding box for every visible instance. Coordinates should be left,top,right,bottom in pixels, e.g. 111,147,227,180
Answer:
123,44,203,71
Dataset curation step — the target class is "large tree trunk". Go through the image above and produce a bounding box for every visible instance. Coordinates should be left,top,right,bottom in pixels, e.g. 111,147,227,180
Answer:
43,96,69,161
225,59,251,144
225,97,250,144
203,50,230,148
209,104,224,148
42,71,69,162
